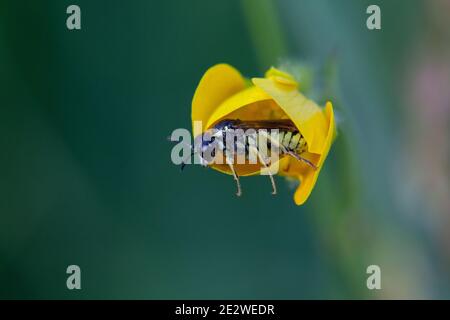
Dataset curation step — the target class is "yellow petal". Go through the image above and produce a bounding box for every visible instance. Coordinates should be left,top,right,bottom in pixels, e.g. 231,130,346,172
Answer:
205,86,273,129
265,66,299,89
287,102,335,205
191,64,246,137
252,77,328,154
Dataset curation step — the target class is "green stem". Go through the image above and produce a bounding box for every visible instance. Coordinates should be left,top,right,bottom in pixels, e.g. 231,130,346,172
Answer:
241,0,288,69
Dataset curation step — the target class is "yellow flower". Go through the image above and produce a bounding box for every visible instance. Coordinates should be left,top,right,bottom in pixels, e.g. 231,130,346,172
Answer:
191,64,336,205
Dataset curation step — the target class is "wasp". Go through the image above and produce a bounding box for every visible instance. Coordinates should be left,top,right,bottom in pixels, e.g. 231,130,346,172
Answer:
181,119,317,197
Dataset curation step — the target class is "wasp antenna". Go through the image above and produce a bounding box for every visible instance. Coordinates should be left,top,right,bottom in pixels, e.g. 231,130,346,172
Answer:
179,148,200,172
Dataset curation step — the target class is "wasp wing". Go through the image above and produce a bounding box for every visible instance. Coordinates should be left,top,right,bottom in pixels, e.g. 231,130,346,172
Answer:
230,119,298,132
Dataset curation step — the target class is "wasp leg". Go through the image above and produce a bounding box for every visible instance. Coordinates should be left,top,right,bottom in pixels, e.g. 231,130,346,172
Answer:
258,131,317,170
258,130,287,153
249,145,277,195
287,151,317,170
225,156,242,197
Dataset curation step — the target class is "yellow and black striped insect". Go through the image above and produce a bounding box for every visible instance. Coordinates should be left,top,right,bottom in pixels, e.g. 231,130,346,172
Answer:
181,118,317,196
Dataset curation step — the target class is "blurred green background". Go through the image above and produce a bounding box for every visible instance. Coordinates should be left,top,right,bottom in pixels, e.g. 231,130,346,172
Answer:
1,0,449,299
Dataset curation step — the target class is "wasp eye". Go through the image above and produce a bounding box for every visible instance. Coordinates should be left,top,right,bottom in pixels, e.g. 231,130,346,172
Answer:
201,136,215,149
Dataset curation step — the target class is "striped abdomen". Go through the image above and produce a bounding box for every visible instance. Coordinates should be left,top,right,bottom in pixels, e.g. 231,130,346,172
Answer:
278,130,307,154
218,128,307,159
